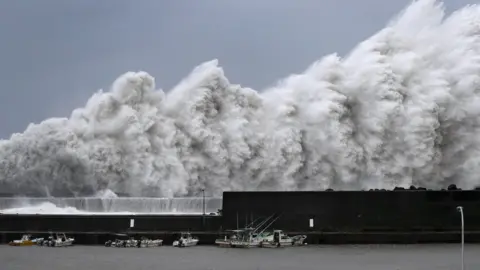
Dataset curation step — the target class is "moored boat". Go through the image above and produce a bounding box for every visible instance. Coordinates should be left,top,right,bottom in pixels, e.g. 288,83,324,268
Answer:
138,237,163,247
214,235,232,247
105,234,136,247
173,232,199,247
260,230,307,248
9,234,43,246
39,233,74,247
215,229,266,248
291,234,308,246
104,234,162,248
216,213,283,248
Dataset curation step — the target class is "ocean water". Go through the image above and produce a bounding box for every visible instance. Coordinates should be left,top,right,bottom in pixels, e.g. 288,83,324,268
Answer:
2,244,480,270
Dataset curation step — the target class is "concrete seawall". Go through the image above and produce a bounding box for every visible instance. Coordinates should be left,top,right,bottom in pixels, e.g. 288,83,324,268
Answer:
1,189,479,245
222,190,480,232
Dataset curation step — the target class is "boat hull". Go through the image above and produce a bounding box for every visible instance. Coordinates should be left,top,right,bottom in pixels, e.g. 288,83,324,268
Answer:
215,239,231,247
50,239,74,247
115,240,137,248
291,235,307,246
9,236,43,246
9,241,35,246
105,239,163,248
260,241,293,248
140,240,163,247
218,239,262,248
173,239,199,247
230,243,259,248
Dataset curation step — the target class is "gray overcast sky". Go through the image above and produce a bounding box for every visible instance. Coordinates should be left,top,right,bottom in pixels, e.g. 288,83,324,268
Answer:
0,0,474,139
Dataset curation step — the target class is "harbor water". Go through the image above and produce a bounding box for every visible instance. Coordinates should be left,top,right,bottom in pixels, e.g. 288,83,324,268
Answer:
2,244,480,270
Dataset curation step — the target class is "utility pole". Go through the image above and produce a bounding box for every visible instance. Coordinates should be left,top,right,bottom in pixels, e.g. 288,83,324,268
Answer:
457,206,464,270
202,189,205,228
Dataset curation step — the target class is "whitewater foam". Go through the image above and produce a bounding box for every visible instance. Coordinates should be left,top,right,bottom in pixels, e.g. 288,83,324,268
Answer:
0,197,223,215
1,0,480,197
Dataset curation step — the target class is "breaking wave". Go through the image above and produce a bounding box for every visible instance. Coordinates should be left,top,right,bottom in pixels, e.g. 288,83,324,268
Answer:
2,0,480,197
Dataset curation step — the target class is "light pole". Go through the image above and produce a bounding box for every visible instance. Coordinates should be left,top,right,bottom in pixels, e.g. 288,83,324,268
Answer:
457,206,464,270
202,189,206,216
201,189,205,228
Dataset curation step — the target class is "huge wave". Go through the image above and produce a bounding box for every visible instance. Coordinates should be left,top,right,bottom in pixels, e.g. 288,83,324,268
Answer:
1,0,480,197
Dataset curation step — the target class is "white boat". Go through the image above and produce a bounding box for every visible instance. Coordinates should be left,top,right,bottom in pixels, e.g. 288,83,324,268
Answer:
105,234,137,247
173,232,199,247
9,234,44,246
117,238,138,248
260,230,307,248
138,237,163,247
215,229,266,248
40,233,74,247
216,214,282,248
215,214,308,248
291,234,308,246
105,235,162,248
214,235,231,247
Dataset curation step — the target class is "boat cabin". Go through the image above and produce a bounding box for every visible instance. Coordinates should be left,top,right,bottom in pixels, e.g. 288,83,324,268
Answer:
53,233,67,241
225,228,258,242
180,232,193,239
20,234,31,241
273,230,289,239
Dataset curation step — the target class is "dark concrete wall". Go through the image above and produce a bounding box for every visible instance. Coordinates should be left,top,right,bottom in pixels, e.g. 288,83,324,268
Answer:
0,214,222,232
222,190,480,232
2,190,479,236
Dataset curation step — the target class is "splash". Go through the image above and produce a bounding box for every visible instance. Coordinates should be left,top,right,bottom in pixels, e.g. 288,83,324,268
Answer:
1,0,480,197
0,197,223,215
0,202,89,215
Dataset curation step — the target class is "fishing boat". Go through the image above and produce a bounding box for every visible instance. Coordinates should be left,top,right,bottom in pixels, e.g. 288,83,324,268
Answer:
104,234,162,248
215,214,281,248
9,234,44,246
215,229,263,248
214,232,233,247
260,230,307,248
229,229,266,248
116,237,137,247
173,232,199,247
215,213,307,248
105,234,137,247
215,224,276,248
39,233,74,247
138,236,163,247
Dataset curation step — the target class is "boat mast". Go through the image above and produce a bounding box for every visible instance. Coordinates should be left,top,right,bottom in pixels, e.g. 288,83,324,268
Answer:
257,214,282,235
